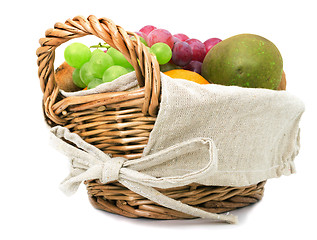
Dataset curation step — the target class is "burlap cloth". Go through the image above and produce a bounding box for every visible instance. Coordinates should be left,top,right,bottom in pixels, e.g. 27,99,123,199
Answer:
143,74,304,187
52,72,305,223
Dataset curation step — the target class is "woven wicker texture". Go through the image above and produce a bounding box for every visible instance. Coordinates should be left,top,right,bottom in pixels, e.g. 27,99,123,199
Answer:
37,15,286,219
87,181,265,219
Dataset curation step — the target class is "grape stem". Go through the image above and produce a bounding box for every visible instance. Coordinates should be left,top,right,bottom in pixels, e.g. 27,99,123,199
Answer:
90,42,111,49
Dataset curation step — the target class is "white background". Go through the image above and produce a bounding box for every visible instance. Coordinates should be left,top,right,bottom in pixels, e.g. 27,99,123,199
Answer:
1,0,316,239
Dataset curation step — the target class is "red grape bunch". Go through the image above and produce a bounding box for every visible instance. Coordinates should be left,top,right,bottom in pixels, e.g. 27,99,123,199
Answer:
138,25,222,74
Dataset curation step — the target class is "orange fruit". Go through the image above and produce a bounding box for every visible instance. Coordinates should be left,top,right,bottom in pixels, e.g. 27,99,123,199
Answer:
164,69,210,84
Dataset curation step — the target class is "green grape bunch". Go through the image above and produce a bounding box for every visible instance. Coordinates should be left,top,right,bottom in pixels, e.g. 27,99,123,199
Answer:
63,33,173,90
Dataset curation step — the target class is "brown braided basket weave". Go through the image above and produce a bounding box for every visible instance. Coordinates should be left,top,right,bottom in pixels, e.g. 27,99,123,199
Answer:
37,15,286,220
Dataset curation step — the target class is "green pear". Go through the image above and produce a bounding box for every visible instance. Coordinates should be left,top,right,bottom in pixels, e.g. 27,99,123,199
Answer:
201,34,283,89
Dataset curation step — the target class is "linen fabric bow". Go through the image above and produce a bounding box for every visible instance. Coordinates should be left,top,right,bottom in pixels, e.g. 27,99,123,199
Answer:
50,126,237,224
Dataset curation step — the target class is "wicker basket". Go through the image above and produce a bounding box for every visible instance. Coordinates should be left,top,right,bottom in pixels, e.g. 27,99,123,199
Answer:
37,15,286,220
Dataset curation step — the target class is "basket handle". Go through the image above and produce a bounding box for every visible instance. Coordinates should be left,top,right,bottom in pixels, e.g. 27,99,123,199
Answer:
36,15,161,122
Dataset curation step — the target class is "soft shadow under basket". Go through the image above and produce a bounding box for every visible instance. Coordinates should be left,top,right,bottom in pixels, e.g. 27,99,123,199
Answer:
37,16,287,220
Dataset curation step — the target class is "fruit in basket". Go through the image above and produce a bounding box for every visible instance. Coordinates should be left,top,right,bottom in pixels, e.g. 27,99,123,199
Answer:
91,48,104,56
172,41,193,67
55,61,81,92
150,42,172,65
164,69,210,84
107,47,133,69
64,42,92,69
87,78,103,89
204,38,222,53
80,62,96,86
102,65,130,83
72,68,86,88
148,29,174,49
185,38,206,63
61,27,224,91
89,51,114,78
139,25,157,35
277,71,286,90
201,34,283,89
160,62,181,72
173,33,189,42
138,25,223,73
184,61,203,74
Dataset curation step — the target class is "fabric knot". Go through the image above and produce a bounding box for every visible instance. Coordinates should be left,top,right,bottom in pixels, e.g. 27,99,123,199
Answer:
101,157,126,184
50,126,238,224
